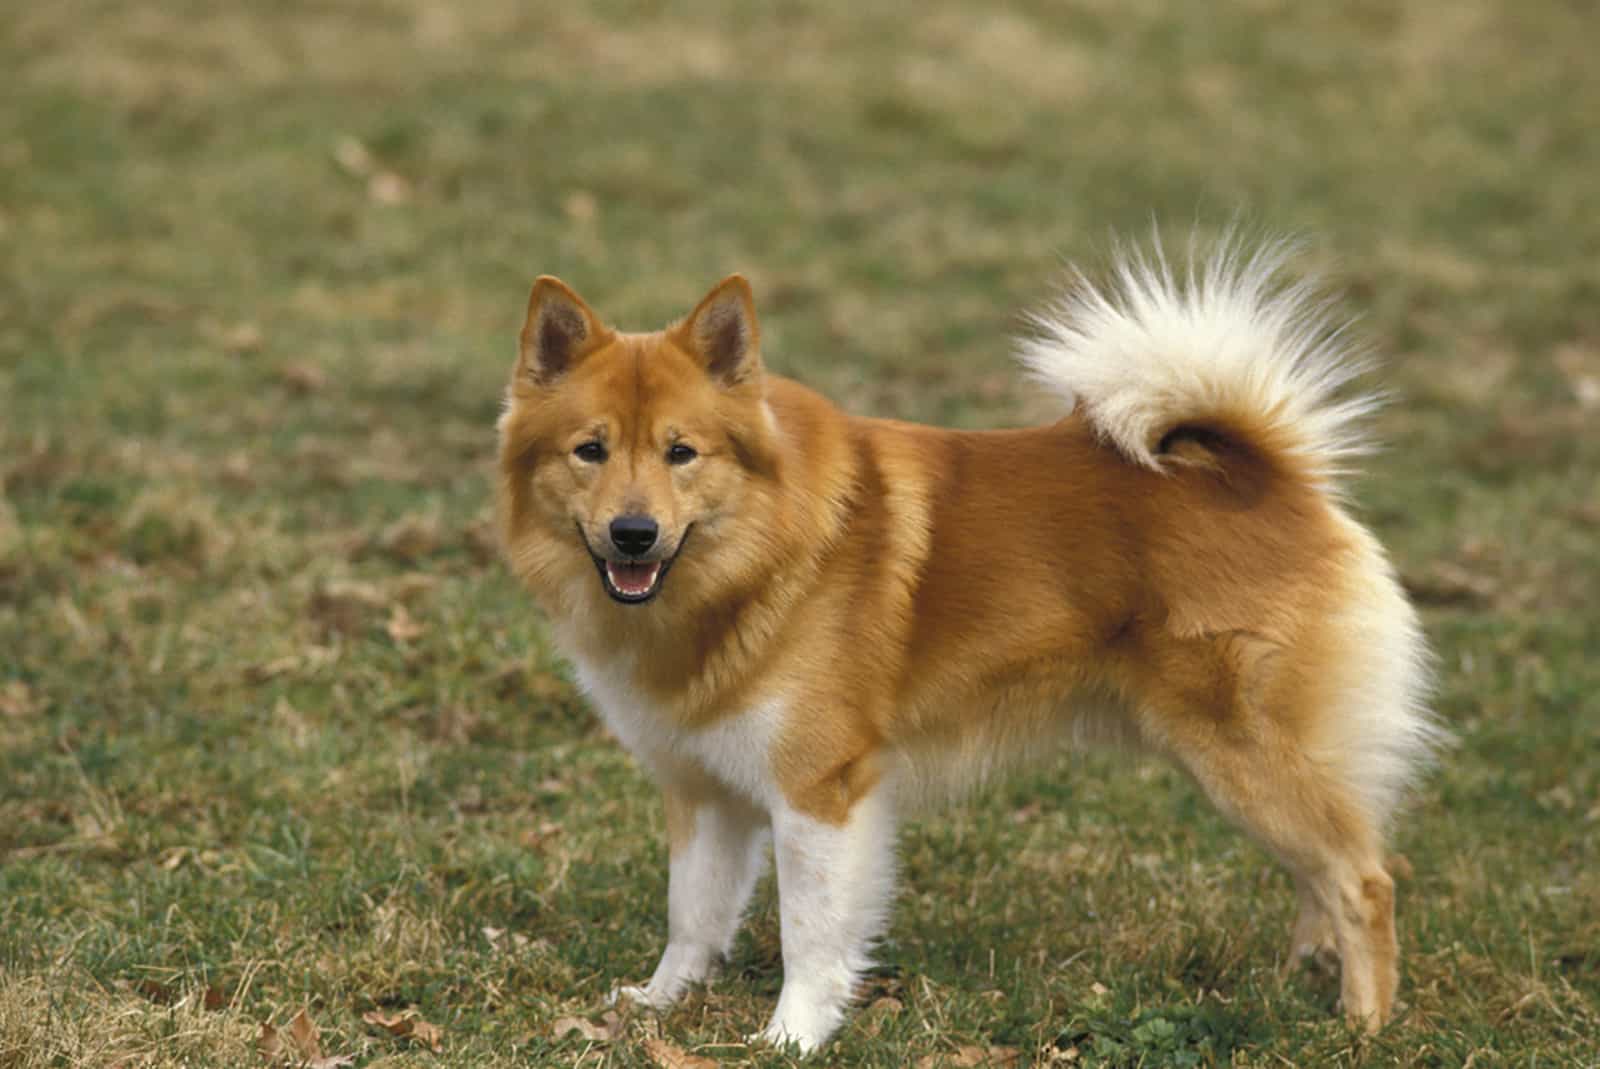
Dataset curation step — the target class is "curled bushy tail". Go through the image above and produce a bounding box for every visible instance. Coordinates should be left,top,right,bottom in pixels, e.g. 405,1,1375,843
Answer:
1020,235,1448,825
1017,237,1378,492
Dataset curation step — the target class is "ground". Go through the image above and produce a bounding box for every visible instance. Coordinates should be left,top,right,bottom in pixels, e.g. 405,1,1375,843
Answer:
2,1,1597,1066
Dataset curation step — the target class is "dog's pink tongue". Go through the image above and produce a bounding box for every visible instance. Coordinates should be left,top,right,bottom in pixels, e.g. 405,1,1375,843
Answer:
607,561,660,596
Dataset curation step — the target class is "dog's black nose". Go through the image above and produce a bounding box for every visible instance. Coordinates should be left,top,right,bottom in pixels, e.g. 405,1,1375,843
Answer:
609,515,659,557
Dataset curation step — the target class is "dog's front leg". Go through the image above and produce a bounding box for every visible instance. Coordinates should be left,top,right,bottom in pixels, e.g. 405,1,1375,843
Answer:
611,783,769,1010
758,784,897,1054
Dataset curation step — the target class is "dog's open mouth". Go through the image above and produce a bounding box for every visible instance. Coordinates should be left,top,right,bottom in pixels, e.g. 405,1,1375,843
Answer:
602,560,663,602
584,525,691,605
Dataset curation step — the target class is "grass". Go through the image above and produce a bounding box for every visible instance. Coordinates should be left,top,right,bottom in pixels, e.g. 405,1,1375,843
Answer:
2,1,1598,1065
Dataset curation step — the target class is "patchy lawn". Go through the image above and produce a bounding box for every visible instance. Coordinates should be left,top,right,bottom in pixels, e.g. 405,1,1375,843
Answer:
2,1,1597,1065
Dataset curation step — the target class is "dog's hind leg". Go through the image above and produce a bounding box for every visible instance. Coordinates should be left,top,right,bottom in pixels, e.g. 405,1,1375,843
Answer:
611,781,769,1010
1286,875,1339,974
1157,709,1400,1032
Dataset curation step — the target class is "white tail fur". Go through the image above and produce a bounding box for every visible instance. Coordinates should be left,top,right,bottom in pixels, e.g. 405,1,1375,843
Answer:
1315,519,1447,828
1016,237,1378,491
1019,235,1446,826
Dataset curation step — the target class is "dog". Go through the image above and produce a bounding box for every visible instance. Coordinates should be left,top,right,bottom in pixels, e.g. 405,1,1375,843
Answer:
495,240,1442,1053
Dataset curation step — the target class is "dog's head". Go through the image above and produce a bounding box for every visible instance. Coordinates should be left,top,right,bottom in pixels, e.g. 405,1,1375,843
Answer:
497,275,780,613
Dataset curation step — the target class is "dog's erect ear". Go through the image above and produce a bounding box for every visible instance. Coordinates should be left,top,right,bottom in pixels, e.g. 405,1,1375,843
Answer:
517,276,611,384
672,275,762,387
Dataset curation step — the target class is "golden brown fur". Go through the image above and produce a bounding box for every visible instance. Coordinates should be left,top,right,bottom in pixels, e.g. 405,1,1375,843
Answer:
497,262,1437,1046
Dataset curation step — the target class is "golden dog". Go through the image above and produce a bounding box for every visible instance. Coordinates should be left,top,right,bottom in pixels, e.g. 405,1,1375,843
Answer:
496,241,1441,1052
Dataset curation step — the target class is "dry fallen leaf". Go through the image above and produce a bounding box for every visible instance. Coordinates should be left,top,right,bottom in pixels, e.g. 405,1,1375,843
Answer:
258,1021,282,1061
410,1018,443,1051
0,680,37,719
288,1008,322,1061
482,926,531,952
1402,561,1498,607
385,603,425,644
368,172,412,205
1554,343,1600,410
224,322,264,355
1010,801,1042,824
333,135,375,177
245,655,301,683
277,361,326,394
135,979,177,1005
564,190,599,222
915,1046,1023,1068
518,821,562,850
644,1036,717,1069
551,1011,624,1044
258,1009,354,1068
363,1008,444,1052
460,515,498,562
309,580,386,637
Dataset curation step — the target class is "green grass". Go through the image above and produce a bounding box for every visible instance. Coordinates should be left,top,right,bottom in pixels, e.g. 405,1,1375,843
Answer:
3,2,1598,1065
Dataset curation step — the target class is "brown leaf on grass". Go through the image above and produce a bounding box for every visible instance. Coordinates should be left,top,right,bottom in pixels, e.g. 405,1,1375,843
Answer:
916,1046,1024,1068
277,361,326,394
1402,561,1498,607
491,664,576,703
309,580,386,637
333,135,374,177
551,1010,624,1043
258,1021,282,1060
363,1008,444,1052
273,697,314,751
1009,801,1042,824
1387,852,1415,881
385,603,425,644
1554,343,1600,410
481,926,535,953
246,645,338,683
390,572,441,603
368,172,413,205
135,979,177,1005
288,1009,321,1061
564,190,599,222
220,451,256,489
224,322,264,354
245,655,301,683
460,515,498,563
0,680,38,719
355,515,443,564
643,1036,717,1069
518,820,562,850
258,1009,355,1068
130,976,228,1009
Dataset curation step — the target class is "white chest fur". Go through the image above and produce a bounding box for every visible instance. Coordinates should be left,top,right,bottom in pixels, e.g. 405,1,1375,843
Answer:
570,654,785,811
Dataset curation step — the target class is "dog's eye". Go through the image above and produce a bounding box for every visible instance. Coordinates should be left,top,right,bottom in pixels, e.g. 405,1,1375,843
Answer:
573,441,607,463
667,443,698,465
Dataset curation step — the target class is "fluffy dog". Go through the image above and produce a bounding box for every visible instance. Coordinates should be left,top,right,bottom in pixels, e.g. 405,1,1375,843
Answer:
496,241,1441,1052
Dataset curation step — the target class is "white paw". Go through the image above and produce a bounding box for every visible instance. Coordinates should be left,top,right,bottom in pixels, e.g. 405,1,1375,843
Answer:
607,983,675,1010
748,1011,833,1056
